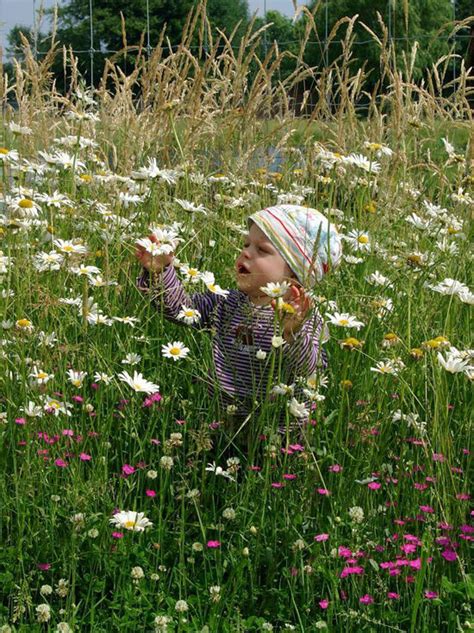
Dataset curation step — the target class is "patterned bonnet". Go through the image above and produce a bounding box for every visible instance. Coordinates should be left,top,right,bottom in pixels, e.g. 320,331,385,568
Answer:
248,205,342,287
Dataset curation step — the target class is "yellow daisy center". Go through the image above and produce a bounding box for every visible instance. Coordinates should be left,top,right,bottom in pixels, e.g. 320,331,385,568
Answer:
358,235,369,244
169,347,181,356
339,319,349,326
19,199,34,209
37,372,48,379
0,148,9,155
125,520,136,529
17,319,32,328
62,245,74,252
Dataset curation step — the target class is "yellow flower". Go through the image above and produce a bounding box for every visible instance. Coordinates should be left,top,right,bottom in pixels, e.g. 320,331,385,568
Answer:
79,174,93,183
340,337,363,350
382,332,401,348
407,254,424,267
19,199,34,209
0,148,9,154
364,201,377,214
16,318,34,332
340,379,353,390
422,336,450,350
410,348,424,360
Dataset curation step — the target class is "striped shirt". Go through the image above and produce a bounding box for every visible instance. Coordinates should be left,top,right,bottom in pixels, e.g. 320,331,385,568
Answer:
137,265,327,419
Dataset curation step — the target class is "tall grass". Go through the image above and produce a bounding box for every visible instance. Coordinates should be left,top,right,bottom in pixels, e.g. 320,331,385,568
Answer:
0,4,473,631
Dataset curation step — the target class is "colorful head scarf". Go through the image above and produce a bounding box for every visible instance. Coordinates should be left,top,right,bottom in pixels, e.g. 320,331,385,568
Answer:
249,205,342,287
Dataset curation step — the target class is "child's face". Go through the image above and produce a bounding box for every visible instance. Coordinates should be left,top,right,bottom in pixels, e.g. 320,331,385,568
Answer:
235,223,294,301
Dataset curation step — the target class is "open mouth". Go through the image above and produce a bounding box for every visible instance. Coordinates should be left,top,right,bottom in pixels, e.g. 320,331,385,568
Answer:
237,263,250,275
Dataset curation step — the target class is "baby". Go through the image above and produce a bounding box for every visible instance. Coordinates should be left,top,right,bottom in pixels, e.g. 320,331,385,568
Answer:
135,204,342,428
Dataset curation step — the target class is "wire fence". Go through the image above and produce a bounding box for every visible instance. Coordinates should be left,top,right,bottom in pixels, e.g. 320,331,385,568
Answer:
4,0,471,111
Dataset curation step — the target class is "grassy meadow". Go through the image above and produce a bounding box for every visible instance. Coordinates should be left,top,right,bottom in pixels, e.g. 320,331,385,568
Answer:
0,8,473,632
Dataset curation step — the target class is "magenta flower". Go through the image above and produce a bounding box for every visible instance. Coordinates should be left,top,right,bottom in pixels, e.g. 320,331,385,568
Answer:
419,505,434,513
54,458,68,468
207,540,221,548
316,488,330,496
340,566,364,578
387,592,400,600
122,464,135,476
319,599,329,609
359,594,374,605
271,482,284,488
432,453,445,462
441,549,457,562
424,591,438,599
367,482,381,490
328,464,342,473
112,532,124,539
456,493,470,500
145,489,157,498
15,417,26,425
314,533,329,542
283,474,297,480
37,563,51,571
79,452,92,461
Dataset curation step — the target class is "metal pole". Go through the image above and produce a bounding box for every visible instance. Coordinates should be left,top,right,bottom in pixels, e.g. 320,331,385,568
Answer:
32,0,38,59
146,0,151,57
89,0,94,85
324,0,328,67
263,0,267,57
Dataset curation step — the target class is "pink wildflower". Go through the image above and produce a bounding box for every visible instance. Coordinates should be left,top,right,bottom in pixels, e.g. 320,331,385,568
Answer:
432,453,445,462
456,493,470,500
316,488,330,496
419,504,434,513
54,459,68,468
283,474,297,480
314,533,329,542
146,489,157,498
387,592,400,600
424,591,438,599
368,482,381,490
359,594,374,605
112,532,124,539
441,549,457,562
79,452,91,461
207,540,221,548
319,599,329,609
37,563,51,571
122,464,135,476
15,417,26,425
329,464,342,473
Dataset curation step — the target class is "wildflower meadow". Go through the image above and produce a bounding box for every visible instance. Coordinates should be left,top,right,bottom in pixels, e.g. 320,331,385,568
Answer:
0,7,473,632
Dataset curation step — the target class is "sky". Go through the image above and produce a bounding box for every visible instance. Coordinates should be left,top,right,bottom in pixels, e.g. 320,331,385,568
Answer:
0,0,307,54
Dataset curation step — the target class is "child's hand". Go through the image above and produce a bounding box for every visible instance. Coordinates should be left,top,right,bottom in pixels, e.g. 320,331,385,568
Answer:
272,285,312,342
135,234,174,273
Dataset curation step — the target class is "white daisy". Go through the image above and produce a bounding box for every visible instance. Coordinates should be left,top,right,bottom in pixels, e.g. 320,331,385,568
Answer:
53,239,88,255
29,367,54,385
161,341,190,361
93,372,113,385
118,370,160,394
66,369,87,388
174,198,207,214
326,312,364,330
110,510,153,532
437,352,469,374
260,281,292,298
121,353,142,365
288,398,309,418
177,306,201,325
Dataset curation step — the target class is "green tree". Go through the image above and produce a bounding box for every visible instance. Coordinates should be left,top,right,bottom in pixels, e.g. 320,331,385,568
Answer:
7,0,249,87
253,10,300,79
304,0,455,90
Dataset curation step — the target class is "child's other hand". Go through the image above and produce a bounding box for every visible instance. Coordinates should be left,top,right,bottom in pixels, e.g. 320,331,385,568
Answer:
272,285,312,342
135,234,174,273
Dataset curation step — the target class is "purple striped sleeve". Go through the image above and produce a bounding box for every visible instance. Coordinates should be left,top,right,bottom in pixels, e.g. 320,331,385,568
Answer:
283,311,324,379
137,266,223,329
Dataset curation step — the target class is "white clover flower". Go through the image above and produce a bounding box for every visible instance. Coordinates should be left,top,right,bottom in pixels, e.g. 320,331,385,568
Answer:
348,506,364,524
209,585,221,602
160,456,174,470
131,566,145,580
36,603,51,623
40,584,53,596
174,599,189,613
222,507,236,520
256,349,267,360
